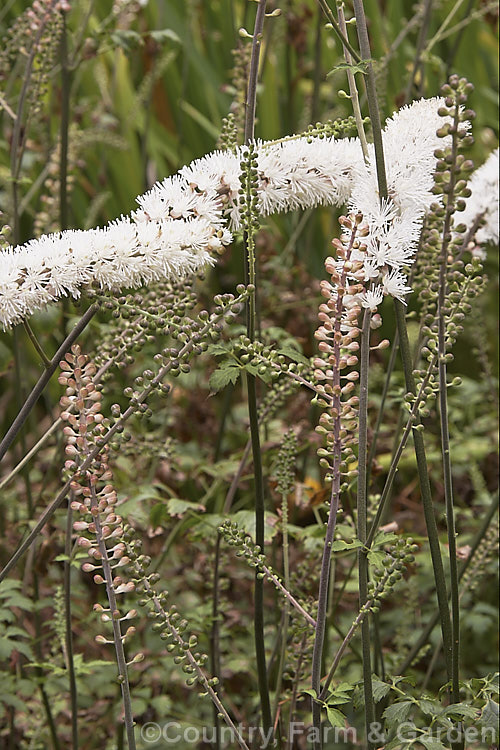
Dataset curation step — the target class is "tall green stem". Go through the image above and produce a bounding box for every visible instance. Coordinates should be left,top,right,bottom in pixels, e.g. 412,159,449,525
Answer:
243,0,273,738
357,309,375,748
59,11,71,233
64,498,78,749
352,0,387,199
397,492,499,674
436,93,464,748
353,0,452,688
349,4,384,740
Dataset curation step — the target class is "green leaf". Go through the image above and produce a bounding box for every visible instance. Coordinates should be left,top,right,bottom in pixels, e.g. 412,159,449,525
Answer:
368,549,386,569
209,364,241,392
326,682,355,706
149,29,181,45
383,700,414,726
166,498,205,518
419,698,441,717
420,736,448,750
276,346,310,365
326,705,346,728
331,539,363,552
232,510,278,544
443,703,478,720
327,59,374,77
206,343,233,357
242,363,272,384
372,530,400,547
372,679,391,703
111,30,143,51
480,700,499,741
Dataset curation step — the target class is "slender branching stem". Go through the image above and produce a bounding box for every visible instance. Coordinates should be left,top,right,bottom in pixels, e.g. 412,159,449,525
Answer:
285,633,308,750
91,486,136,750
310,226,358,749
0,304,98,464
349,4,386,739
23,321,51,369
404,0,433,102
0,314,149,490
0,295,248,581
9,4,53,245
320,602,370,698
141,577,251,750
272,489,291,725
315,0,362,62
64,498,78,749
365,327,399,490
352,0,387,199
337,3,369,161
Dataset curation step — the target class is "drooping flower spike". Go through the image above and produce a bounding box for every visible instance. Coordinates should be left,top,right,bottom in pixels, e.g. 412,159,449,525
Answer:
0,98,495,329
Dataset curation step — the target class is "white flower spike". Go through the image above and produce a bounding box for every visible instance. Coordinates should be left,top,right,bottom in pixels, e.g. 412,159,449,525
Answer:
0,98,495,329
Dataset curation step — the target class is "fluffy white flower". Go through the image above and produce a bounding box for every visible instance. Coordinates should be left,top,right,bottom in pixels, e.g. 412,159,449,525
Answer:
382,269,412,302
359,286,384,310
459,147,499,246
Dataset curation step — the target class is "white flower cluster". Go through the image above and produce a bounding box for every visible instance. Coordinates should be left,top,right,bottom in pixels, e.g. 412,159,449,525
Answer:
346,98,469,309
459,147,499,250
0,98,496,329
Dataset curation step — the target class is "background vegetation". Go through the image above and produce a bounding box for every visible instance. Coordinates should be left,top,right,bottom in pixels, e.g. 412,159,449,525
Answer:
0,1,498,749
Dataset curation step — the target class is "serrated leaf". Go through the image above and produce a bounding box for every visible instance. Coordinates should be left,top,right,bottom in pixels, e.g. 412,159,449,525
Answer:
166,498,205,518
443,703,478,719
206,342,233,356
326,705,346,728
372,679,391,703
209,364,240,392
383,700,414,726
242,363,272,384
420,736,448,750
480,700,499,741
326,682,355,706
368,549,386,569
327,59,374,77
331,539,363,552
372,531,400,547
419,698,441,717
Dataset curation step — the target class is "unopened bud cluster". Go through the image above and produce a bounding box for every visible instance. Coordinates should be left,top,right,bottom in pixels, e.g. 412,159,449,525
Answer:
59,345,139,652
125,531,215,690
411,76,486,412
275,429,298,500
366,537,418,613
313,214,368,487
461,518,499,595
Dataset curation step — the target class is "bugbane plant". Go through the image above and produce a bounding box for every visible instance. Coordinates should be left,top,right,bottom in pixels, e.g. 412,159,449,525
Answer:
1,3,498,749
